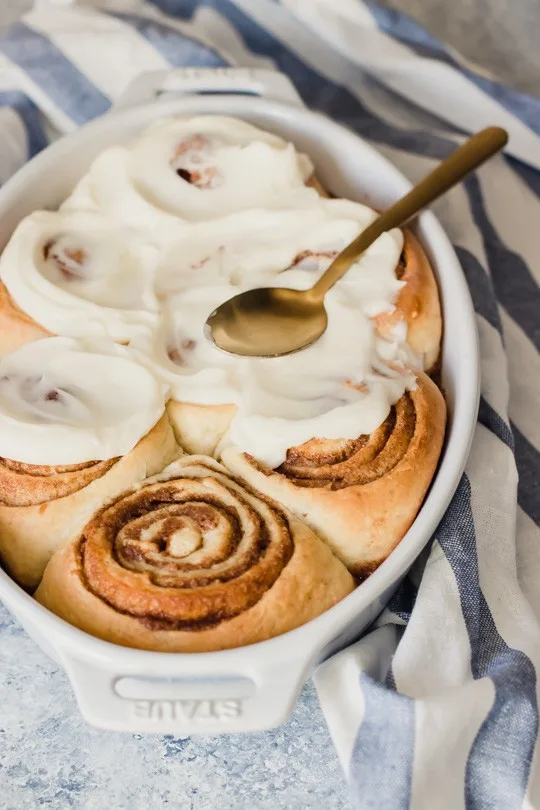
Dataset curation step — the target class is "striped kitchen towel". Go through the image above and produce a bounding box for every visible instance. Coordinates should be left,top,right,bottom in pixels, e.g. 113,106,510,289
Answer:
1,1,539,807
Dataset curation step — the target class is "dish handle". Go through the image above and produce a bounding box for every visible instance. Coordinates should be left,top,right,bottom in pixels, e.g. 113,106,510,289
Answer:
59,648,314,734
113,67,304,110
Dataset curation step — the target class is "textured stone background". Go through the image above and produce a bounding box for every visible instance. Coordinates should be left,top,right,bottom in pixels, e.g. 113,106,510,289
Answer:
1,604,349,809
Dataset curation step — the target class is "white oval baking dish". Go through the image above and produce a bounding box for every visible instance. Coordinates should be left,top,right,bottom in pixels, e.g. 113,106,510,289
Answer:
0,68,479,734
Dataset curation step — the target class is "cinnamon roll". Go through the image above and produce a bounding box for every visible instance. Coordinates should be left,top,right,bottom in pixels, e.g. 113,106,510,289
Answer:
63,116,321,232
222,373,446,577
133,198,435,457
0,337,178,589
35,456,354,651
0,210,160,354
374,230,441,374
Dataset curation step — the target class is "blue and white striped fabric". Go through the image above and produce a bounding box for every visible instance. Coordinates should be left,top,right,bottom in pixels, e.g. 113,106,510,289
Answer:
1,1,539,807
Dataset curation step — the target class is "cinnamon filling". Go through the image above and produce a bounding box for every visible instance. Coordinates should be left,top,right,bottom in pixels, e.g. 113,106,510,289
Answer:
167,339,196,366
275,392,417,489
43,238,88,280
289,249,337,270
0,456,117,507
77,469,295,630
175,168,193,183
171,135,222,189
396,250,407,280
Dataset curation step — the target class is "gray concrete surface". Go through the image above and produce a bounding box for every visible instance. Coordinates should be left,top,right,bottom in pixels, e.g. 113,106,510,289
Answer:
385,0,540,95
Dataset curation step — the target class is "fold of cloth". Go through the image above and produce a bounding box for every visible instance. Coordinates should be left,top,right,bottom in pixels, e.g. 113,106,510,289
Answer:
0,1,539,807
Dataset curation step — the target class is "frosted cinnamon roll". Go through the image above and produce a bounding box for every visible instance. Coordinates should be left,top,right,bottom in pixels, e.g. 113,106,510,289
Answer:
132,199,438,457
35,456,354,651
222,373,446,577
63,116,320,233
0,337,178,589
0,210,159,354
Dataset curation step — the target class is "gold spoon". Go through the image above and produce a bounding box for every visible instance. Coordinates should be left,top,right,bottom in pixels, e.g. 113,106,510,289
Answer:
206,126,508,357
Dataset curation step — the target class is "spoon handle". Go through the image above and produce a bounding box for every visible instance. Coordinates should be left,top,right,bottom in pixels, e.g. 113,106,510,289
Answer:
309,126,508,300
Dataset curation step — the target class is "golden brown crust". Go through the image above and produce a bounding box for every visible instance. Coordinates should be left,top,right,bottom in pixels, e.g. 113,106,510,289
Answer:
0,413,180,591
0,457,118,507
0,280,51,358
374,230,442,373
35,456,354,651
221,373,446,577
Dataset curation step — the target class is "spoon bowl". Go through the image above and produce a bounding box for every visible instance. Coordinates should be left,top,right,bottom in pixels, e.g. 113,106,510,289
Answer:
206,126,508,357
205,286,327,357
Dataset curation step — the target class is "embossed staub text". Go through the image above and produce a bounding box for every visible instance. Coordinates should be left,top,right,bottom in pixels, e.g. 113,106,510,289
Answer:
132,698,244,723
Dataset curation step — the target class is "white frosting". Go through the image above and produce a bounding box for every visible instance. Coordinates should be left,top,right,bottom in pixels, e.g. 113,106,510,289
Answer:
62,147,187,246
63,116,317,231
0,210,160,342
131,198,420,468
1,117,424,468
0,338,167,465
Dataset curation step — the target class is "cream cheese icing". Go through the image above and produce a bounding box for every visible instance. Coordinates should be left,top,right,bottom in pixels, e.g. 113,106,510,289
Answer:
62,116,318,232
1,116,424,468
0,210,160,342
0,337,167,465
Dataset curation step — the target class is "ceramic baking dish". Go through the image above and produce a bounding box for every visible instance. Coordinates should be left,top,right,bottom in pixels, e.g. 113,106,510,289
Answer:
0,68,479,734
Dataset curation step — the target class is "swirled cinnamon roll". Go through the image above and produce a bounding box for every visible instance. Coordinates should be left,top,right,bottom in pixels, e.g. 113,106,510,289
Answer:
35,456,354,651
222,373,446,577
0,337,178,589
0,210,160,355
63,116,321,232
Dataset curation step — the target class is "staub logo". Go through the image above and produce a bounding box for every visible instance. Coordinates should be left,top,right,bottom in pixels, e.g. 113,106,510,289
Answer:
132,698,244,723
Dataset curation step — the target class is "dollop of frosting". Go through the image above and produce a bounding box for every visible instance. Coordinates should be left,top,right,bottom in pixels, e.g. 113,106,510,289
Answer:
0,210,160,342
0,338,167,465
63,116,317,231
131,198,420,468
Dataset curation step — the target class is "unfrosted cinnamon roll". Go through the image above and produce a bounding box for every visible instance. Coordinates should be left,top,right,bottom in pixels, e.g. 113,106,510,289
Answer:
0,337,178,589
63,116,321,232
222,373,446,577
0,209,160,355
35,456,354,651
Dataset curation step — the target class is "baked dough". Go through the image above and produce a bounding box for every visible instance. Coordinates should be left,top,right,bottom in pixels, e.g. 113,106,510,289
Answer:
222,373,446,577
0,414,180,590
35,455,354,651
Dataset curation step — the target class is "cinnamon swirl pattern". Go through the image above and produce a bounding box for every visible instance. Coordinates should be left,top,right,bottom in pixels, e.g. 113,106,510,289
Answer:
35,456,354,651
222,373,446,577
0,210,159,353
